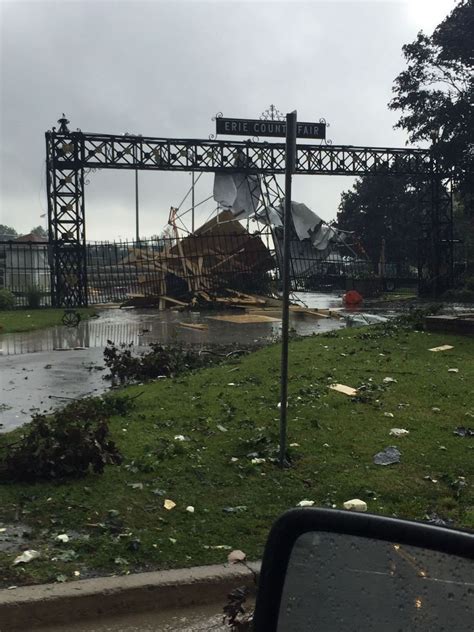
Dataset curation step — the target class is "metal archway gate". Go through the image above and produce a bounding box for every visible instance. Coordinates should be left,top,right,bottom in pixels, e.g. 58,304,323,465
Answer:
45,116,453,307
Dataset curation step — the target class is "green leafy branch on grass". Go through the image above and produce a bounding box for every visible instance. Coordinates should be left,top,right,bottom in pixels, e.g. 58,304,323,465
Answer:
0,395,137,482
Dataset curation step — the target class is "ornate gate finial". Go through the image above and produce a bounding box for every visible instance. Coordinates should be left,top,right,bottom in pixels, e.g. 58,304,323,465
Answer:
57,114,70,134
260,104,285,121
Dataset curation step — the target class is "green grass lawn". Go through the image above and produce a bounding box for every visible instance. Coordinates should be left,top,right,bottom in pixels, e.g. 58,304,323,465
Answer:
0,308,97,334
0,323,473,587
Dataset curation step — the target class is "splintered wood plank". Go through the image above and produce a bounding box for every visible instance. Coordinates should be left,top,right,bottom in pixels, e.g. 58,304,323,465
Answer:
289,306,330,319
161,296,189,307
179,322,208,331
428,344,454,352
207,314,281,324
329,383,358,397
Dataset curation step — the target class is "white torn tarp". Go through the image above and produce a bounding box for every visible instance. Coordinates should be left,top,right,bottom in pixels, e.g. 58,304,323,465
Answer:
213,173,236,208
268,201,338,251
291,201,323,241
213,172,261,219
267,201,343,274
261,205,283,228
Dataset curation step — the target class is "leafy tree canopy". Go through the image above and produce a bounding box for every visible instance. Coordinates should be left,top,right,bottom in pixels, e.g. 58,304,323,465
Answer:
389,0,473,189
29,225,48,238
337,175,419,268
0,224,18,238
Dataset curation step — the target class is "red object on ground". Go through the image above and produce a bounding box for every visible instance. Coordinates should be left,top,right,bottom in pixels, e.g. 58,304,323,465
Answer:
343,290,363,305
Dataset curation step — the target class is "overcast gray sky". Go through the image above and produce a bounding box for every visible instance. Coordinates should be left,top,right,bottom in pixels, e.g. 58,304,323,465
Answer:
0,0,455,240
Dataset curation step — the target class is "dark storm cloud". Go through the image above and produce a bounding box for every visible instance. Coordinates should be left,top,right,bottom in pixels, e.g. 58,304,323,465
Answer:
0,0,452,238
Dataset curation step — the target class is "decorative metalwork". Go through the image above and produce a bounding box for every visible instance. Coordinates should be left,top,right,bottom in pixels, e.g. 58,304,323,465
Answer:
317,118,333,146
62,309,81,327
209,112,223,139
84,167,99,186
51,133,438,176
260,105,285,121
57,114,70,134
45,117,454,306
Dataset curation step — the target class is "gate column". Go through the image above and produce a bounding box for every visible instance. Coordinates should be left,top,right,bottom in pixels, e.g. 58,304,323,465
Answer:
46,117,88,307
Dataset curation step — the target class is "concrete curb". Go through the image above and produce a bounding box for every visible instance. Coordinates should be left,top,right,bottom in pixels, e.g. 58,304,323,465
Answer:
0,562,260,631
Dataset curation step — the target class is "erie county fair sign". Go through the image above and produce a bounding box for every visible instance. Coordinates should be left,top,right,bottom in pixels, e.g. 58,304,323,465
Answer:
216,116,326,140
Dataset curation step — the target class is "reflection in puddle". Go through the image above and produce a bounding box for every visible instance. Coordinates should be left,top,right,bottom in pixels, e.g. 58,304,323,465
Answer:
0,292,346,357
0,293,347,432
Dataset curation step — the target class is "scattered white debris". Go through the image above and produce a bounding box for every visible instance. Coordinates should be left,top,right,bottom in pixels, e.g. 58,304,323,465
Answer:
343,499,368,512
217,424,228,432
383,377,397,384
186,506,195,513
389,428,410,437
297,500,315,507
329,383,358,397
174,435,185,441
448,368,459,373
251,457,266,465
432,407,441,413
164,499,176,510
384,412,395,418
289,442,300,447
228,549,246,564
428,345,454,352
13,550,40,565
55,534,69,543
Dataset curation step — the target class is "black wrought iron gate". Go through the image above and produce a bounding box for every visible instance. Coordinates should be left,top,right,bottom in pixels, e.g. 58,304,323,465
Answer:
45,116,453,307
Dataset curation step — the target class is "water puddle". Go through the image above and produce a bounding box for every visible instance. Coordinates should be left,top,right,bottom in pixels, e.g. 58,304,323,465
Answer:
36,601,243,631
0,293,352,432
0,523,31,553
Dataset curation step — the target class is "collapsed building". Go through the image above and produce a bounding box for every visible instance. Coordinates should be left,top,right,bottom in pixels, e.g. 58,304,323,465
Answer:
114,166,362,308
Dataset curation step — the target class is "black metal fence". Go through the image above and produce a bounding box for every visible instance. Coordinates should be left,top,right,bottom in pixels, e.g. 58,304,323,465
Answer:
86,228,276,304
0,234,419,308
0,241,52,306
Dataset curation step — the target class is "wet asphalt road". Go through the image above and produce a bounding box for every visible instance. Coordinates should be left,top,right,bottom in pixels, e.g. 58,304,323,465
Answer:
0,294,346,432
35,603,230,631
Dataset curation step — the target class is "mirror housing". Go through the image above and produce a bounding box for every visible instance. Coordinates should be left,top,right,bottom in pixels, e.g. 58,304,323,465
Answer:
253,508,474,631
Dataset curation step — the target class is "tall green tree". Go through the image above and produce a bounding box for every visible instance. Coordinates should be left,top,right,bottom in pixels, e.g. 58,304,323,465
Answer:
0,225,18,239
337,176,419,270
389,0,473,193
389,0,473,275
29,225,48,238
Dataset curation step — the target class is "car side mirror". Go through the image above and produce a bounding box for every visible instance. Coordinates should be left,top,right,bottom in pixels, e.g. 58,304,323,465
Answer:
253,508,474,631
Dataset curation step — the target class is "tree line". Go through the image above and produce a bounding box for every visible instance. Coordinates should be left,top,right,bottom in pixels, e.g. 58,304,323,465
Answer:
337,0,473,275
0,225,47,240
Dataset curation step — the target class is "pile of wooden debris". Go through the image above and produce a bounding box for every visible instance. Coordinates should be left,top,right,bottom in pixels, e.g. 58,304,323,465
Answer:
121,210,275,310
